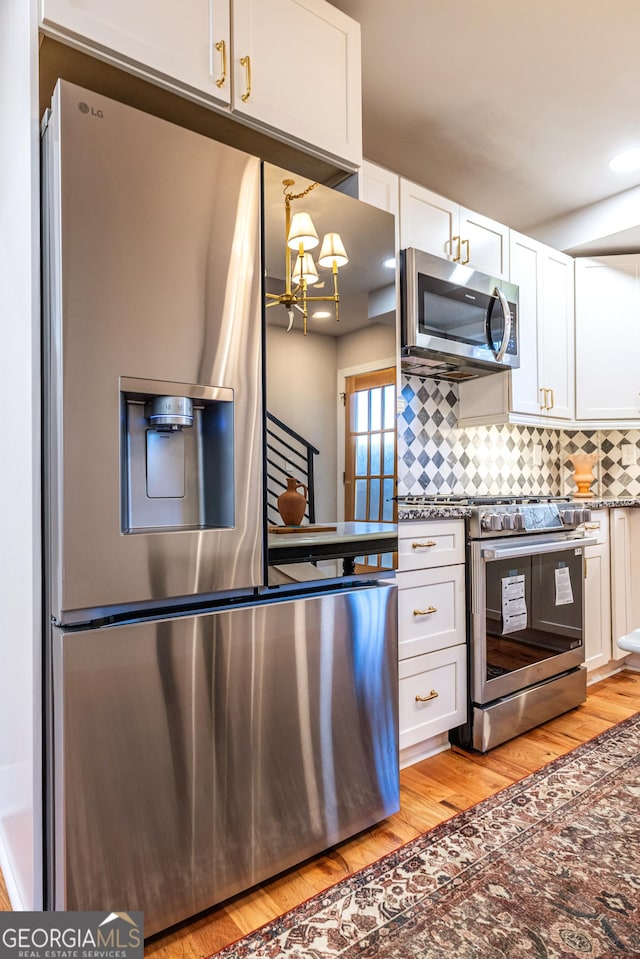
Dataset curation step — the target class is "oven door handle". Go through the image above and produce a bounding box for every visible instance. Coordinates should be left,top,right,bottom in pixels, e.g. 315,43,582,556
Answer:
481,535,599,560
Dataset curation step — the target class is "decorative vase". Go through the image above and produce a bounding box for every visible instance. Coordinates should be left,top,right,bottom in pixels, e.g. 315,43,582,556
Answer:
567,452,599,498
277,477,307,526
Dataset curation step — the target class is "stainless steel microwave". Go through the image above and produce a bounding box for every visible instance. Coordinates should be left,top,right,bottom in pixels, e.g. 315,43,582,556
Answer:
400,248,519,381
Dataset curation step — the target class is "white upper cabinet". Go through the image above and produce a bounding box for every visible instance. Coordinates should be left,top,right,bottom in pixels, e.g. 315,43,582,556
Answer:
538,245,574,420
575,255,640,421
232,0,362,166
459,231,574,425
399,180,509,280
359,161,399,218
40,0,230,103
39,0,362,168
508,231,544,417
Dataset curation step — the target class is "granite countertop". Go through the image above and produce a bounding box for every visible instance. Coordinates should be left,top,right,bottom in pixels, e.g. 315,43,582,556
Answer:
398,497,640,522
575,497,640,508
398,504,473,521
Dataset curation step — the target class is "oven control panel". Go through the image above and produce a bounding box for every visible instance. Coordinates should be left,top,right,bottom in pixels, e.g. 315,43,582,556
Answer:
474,503,592,537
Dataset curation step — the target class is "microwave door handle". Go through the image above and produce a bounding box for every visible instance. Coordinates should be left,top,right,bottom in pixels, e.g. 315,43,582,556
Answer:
493,286,512,363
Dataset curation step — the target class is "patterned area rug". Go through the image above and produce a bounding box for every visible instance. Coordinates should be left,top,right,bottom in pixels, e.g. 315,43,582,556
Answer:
211,713,640,958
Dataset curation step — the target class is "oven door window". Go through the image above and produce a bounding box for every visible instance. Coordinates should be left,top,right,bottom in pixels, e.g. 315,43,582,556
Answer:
418,273,515,354
484,548,583,684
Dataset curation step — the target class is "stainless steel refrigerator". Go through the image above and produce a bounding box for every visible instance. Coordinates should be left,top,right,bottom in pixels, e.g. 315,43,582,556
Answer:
41,80,398,936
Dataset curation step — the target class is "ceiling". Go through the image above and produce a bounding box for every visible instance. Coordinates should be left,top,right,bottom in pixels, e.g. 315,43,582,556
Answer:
327,0,640,243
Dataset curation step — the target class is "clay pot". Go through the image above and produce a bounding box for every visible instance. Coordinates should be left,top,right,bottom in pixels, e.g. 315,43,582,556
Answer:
277,478,307,526
567,452,599,498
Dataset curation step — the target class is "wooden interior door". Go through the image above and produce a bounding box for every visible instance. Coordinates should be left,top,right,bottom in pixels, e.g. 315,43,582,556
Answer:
344,367,396,572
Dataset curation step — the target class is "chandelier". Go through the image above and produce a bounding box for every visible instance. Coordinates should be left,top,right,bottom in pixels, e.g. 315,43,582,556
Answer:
265,179,349,335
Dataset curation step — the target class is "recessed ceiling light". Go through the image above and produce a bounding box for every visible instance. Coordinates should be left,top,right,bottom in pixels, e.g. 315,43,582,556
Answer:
312,310,331,318
383,257,396,269
609,147,640,173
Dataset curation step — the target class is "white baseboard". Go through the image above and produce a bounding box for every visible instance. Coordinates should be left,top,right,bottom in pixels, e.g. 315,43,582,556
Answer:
587,662,628,685
400,731,450,769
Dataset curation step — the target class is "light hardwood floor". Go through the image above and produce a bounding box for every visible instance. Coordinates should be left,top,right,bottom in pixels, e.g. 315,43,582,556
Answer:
1,670,638,958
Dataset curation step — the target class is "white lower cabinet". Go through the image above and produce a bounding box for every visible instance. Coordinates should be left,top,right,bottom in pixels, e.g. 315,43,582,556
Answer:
396,519,467,766
583,512,612,674
610,508,640,658
397,565,465,660
398,645,467,750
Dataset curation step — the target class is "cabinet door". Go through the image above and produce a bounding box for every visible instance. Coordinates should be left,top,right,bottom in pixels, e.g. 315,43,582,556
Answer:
459,207,509,280
611,508,640,659
539,247,574,420
397,520,465,572
399,180,458,257
584,542,612,672
509,231,544,416
232,0,362,166
398,645,467,750
360,161,399,217
575,256,640,420
397,565,466,660
40,0,229,103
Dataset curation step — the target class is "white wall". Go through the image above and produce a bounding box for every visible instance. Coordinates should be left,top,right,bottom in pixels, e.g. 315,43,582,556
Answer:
266,326,338,522
0,0,42,909
336,322,396,371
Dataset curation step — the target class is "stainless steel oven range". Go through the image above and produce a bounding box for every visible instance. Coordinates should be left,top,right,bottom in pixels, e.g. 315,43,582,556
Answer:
451,496,598,752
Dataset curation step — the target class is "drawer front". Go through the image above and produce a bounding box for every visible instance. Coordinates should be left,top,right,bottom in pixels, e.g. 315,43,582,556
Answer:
398,645,467,748
398,520,465,572
397,565,465,659
582,509,609,545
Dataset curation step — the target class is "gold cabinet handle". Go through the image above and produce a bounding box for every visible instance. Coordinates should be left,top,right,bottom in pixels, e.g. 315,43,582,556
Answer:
539,387,553,410
412,540,437,549
413,606,437,616
452,235,461,262
548,387,555,410
214,39,227,88
461,238,470,265
415,689,439,703
240,55,252,101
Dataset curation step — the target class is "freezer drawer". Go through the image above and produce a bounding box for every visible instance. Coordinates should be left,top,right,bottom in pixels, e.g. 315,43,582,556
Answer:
49,585,398,936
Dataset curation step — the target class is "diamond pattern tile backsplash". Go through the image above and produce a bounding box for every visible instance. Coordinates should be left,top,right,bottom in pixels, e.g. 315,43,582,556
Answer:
398,375,640,499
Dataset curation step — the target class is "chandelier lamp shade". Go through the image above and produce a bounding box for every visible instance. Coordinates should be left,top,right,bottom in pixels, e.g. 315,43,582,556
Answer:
266,179,349,334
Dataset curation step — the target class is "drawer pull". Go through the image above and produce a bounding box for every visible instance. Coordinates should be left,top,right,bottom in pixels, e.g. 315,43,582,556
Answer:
413,606,437,616
415,689,439,703
412,540,437,549
584,522,600,530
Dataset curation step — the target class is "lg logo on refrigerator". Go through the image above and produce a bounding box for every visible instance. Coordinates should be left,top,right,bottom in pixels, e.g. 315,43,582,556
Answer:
77,101,104,118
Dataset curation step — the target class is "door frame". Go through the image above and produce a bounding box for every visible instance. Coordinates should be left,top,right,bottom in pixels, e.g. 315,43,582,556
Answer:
336,356,396,522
